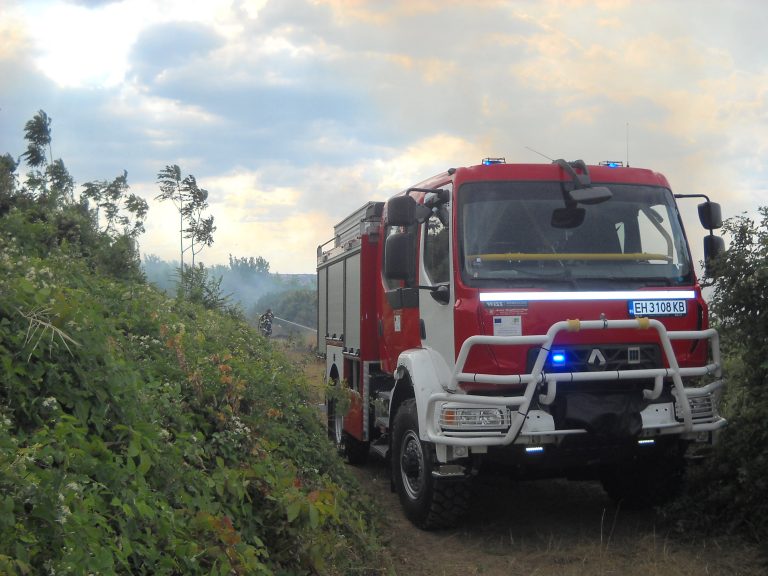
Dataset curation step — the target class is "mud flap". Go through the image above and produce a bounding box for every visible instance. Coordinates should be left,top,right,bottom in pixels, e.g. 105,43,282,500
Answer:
561,392,645,437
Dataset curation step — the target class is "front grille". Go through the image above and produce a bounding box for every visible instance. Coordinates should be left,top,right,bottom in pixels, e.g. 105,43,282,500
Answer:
527,343,661,373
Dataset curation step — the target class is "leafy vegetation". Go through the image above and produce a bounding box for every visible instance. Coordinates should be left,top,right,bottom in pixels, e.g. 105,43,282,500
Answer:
0,111,388,575
669,207,768,542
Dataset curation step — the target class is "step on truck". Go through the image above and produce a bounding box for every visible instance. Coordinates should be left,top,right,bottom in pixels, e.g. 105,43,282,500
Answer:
316,158,726,529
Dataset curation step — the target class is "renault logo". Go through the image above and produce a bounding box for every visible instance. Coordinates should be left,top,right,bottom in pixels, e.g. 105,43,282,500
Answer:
588,348,607,368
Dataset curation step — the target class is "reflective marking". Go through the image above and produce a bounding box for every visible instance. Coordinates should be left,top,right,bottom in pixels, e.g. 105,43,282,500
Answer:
480,290,696,302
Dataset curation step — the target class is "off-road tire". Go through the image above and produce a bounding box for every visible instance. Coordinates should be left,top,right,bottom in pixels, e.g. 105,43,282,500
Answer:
391,399,471,529
326,398,369,465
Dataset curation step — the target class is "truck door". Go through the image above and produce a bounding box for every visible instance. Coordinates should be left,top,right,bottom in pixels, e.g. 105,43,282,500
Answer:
379,223,421,373
419,192,455,368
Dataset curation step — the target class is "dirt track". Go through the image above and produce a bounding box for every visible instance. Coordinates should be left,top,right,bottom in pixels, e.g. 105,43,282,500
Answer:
351,455,763,576
293,347,763,576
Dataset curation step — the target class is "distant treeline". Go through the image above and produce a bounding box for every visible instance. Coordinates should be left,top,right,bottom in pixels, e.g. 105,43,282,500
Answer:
143,254,317,332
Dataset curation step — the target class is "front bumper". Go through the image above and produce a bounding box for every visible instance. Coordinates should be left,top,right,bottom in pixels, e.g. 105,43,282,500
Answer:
423,318,726,449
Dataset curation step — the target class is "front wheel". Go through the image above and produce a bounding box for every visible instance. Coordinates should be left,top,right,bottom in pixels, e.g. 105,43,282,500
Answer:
391,399,470,529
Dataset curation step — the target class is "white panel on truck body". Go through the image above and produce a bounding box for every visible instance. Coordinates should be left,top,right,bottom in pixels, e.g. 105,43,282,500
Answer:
317,267,328,355
326,260,345,339
345,253,361,352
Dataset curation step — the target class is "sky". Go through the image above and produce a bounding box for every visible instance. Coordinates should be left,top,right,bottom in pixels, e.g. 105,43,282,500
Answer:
1,0,767,274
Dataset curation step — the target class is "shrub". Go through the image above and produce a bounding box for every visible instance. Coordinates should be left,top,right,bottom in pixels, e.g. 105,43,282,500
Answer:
669,207,768,541
0,220,387,575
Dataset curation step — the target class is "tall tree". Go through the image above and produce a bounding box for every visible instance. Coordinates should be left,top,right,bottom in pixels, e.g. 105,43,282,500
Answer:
156,165,185,268
180,174,215,267
156,165,216,295
19,109,74,206
21,109,52,168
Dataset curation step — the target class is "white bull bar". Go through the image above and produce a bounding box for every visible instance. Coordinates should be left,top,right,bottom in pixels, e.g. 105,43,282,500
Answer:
425,318,726,447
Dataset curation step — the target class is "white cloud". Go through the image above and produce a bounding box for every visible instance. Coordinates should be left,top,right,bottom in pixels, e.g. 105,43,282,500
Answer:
4,0,768,275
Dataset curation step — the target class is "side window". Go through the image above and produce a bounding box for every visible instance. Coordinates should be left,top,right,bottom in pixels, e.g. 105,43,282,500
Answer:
638,206,675,261
424,213,449,284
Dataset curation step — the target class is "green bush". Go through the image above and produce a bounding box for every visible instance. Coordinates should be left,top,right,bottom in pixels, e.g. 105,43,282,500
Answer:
0,218,387,575
669,207,768,541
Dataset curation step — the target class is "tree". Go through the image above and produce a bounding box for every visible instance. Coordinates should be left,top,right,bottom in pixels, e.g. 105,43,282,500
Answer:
180,174,215,267
669,207,768,540
0,154,18,215
18,110,75,206
21,109,52,168
156,165,216,300
709,208,768,372
228,254,270,276
81,171,148,239
156,165,216,270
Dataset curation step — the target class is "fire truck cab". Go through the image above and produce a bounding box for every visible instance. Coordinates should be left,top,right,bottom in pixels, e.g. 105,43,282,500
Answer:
317,158,726,529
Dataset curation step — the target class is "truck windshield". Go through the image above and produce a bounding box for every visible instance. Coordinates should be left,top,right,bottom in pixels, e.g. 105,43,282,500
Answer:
458,181,693,287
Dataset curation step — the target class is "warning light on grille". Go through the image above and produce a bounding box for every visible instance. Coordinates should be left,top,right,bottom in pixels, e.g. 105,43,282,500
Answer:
551,350,566,366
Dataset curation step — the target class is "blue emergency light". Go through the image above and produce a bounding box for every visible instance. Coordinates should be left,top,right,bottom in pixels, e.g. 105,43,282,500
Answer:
599,161,624,168
482,157,506,165
551,350,566,366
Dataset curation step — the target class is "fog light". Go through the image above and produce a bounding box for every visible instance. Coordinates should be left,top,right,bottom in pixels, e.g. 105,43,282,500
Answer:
452,445,468,458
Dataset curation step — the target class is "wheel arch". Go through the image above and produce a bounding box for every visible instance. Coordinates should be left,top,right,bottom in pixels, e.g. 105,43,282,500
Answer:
389,347,452,441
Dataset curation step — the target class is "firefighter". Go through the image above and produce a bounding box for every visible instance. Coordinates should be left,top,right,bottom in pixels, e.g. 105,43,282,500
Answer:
258,308,274,337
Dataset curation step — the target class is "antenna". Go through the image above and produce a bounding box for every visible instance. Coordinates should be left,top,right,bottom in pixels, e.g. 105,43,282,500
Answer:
626,122,630,167
525,146,555,162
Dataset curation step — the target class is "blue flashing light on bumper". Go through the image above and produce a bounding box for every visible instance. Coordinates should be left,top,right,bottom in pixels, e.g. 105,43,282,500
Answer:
551,350,566,366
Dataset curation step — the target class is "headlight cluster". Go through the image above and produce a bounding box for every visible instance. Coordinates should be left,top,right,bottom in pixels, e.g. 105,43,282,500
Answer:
440,406,510,431
675,394,716,421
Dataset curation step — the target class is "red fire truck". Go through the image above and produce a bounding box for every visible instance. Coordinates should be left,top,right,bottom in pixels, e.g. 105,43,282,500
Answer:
316,158,726,529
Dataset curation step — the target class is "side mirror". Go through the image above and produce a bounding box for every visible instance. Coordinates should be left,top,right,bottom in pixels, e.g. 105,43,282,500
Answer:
551,207,586,229
384,231,414,280
386,195,432,226
703,234,725,278
698,202,722,230
386,195,416,226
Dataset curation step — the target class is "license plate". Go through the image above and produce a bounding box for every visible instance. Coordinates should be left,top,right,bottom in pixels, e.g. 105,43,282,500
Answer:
628,299,687,317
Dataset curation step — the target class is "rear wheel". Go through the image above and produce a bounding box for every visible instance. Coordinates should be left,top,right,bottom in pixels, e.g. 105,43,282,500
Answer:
326,388,369,465
391,399,470,529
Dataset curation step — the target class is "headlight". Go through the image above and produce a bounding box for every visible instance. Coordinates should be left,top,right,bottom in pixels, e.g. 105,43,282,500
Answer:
675,394,716,421
440,406,509,431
